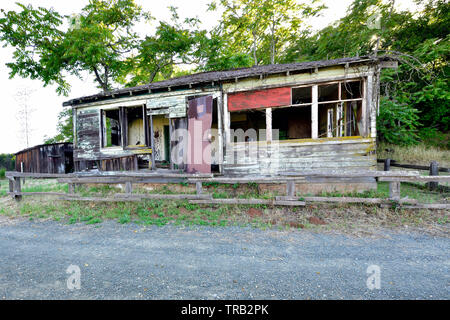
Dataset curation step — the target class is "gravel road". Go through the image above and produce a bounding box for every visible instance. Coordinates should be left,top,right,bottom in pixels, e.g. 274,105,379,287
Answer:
0,218,448,299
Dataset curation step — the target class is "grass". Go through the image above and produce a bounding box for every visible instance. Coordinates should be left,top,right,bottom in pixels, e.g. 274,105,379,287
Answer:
377,142,450,167
0,178,448,236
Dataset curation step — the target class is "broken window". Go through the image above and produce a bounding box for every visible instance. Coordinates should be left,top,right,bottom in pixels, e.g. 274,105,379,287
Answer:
318,80,364,138
318,83,339,102
101,109,121,147
292,86,312,105
230,109,266,142
272,106,312,140
126,106,148,147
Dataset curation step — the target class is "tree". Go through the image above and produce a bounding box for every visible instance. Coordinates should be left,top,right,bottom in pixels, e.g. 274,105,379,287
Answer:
0,0,148,95
121,6,201,87
209,0,325,65
282,0,449,145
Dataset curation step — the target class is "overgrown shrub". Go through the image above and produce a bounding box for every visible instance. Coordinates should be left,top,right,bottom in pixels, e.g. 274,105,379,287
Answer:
377,97,420,146
0,168,5,179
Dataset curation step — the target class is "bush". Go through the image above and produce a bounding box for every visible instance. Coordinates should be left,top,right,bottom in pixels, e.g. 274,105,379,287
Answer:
377,97,420,146
0,168,5,179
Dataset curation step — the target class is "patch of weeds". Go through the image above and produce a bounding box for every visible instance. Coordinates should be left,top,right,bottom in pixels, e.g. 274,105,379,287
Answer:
181,202,199,211
232,183,240,189
213,191,230,199
86,217,102,224
203,182,220,188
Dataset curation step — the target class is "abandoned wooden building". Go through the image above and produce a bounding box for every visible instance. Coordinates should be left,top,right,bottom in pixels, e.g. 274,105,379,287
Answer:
63,56,397,192
15,142,74,174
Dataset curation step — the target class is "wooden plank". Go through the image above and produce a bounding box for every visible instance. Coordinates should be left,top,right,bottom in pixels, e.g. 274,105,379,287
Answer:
276,196,418,205
379,176,450,182
8,192,68,196
189,198,305,206
61,193,213,201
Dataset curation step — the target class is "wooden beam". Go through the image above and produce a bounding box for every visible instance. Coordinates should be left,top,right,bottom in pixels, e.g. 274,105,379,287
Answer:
266,108,272,142
311,85,318,139
149,114,155,170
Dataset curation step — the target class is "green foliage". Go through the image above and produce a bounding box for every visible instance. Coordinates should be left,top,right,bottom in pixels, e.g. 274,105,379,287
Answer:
0,0,148,95
283,0,449,146
209,0,325,65
0,154,15,170
377,97,420,145
0,168,5,179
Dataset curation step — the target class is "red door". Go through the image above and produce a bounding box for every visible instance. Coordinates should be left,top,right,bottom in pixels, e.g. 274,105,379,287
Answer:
187,96,213,174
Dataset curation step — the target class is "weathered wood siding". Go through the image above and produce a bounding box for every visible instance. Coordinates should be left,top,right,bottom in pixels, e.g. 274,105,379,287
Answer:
74,108,143,164
15,143,73,174
223,138,376,175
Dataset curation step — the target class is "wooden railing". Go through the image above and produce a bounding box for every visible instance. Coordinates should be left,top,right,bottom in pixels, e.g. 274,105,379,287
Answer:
4,170,450,209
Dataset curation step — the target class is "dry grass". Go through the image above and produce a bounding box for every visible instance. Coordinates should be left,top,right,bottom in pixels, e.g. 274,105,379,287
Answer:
377,142,450,167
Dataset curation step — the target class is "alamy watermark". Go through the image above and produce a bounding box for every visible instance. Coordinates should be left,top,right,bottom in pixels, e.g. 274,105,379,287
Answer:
366,265,381,290
66,264,81,290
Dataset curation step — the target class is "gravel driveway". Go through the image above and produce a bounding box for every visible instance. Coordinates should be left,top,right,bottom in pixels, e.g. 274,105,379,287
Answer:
0,218,448,299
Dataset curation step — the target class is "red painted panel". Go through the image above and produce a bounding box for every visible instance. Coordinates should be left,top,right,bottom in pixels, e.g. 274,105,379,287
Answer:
228,87,291,111
187,96,213,174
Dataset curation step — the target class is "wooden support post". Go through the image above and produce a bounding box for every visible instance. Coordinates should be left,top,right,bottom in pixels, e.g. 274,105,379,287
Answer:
169,118,174,170
384,158,391,171
125,181,133,194
286,181,296,197
68,183,75,194
389,181,400,200
196,181,203,195
428,161,439,191
311,85,318,139
149,114,155,170
266,108,272,142
13,177,22,201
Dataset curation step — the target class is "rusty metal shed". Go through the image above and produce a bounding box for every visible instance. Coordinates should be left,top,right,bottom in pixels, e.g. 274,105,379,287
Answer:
15,142,74,174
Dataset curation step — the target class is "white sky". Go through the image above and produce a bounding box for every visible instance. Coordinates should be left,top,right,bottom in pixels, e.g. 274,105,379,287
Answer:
0,0,417,153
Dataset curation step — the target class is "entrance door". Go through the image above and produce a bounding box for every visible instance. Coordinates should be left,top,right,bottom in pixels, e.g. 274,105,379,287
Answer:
187,96,213,173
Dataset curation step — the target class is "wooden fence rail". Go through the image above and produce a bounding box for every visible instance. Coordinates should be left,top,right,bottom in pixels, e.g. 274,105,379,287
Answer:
4,170,450,209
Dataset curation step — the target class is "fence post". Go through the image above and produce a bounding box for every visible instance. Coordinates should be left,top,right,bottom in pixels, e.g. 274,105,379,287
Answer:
428,161,439,191
384,158,391,171
196,182,203,196
13,177,22,202
286,181,296,197
9,179,13,195
125,181,133,194
389,182,401,200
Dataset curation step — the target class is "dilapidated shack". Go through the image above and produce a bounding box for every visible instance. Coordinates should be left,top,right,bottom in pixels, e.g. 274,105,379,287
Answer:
63,56,397,191
15,142,73,174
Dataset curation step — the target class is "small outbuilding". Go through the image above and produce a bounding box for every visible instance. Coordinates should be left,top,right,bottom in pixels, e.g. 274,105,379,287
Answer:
15,142,74,174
